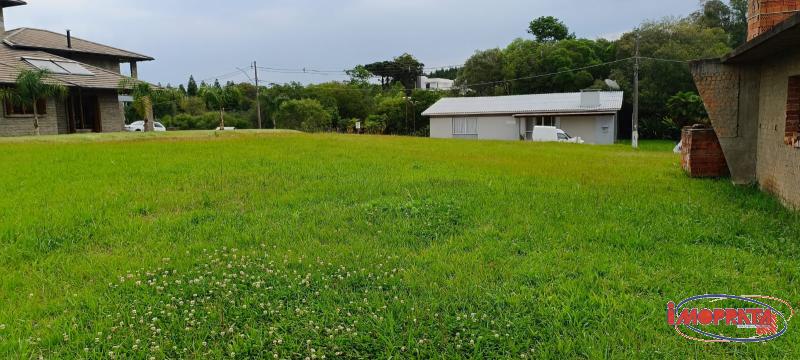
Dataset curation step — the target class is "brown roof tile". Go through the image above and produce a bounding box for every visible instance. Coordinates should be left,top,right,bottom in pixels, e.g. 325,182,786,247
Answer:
0,44,146,90
3,28,153,61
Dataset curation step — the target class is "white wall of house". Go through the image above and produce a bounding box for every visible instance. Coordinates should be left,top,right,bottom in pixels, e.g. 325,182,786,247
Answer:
430,116,520,141
559,115,616,145
430,113,617,144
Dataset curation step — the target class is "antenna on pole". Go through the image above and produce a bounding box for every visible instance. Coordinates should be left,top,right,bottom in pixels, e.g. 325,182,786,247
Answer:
632,30,640,149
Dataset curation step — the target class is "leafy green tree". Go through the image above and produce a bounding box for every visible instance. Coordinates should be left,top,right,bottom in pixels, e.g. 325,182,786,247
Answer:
692,1,748,47
187,76,198,97
346,65,373,86
364,54,424,91
0,69,67,136
528,16,574,42
274,99,333,132
363,61,396,87
501,38,612,94
179,96,206,116
152,86,184,119
199,85,239,130
456,48,507,96
392,53,425,92
609,19,730,138
727,0,748,47
665,91,708,130
427,67,459,80
309,82,376,122
373,92,409,134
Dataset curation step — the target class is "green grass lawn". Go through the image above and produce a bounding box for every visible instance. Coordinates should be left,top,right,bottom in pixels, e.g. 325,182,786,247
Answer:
0,131,798,359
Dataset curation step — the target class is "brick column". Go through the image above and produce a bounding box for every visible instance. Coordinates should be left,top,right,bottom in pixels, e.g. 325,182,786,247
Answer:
681,126,730,178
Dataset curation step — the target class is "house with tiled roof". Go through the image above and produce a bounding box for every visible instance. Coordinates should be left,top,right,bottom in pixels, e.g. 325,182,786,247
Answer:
0,0,153,136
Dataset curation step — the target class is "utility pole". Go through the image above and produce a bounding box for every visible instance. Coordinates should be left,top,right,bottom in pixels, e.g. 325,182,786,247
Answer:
253,61,263,129
632,32,640,149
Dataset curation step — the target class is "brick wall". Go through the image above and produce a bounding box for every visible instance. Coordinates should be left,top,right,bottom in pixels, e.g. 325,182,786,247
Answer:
690,60,760,184
681,127,731,178
691,60,741,138
748,0,800,40
787,75,800,147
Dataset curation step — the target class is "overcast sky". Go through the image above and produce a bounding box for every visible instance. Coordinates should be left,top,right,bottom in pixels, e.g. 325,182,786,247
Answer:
5,0,701,86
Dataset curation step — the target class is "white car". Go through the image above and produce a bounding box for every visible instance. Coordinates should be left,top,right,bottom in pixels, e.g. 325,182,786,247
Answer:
124,121,167,132
531,126,584,144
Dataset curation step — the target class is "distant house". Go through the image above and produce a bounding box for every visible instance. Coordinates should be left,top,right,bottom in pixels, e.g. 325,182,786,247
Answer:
690,0,800,208
417,76,454,91
422,91,623,145
0,0,154,136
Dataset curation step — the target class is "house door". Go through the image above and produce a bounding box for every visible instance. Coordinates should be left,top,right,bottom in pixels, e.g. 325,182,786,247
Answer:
68,93,101,133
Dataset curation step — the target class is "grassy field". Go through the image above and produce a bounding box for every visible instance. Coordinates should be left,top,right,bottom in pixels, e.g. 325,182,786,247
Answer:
0,131,798,359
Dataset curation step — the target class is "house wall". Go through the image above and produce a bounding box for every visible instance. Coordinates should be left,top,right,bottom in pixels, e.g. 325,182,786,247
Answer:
430,114,617,144
0,98,60,136
0,90,124,137
754,49,800,208
430,115,520,140
559,115,616,145
98,91,125,132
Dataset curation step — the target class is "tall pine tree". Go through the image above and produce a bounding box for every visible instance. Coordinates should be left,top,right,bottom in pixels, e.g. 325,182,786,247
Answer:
187,75,198,96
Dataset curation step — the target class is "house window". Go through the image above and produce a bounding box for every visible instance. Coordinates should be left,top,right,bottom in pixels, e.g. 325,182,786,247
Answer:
524,116,557,140
535,116,556,127
787,76,800,148
4,99,47,117
452,117,478,139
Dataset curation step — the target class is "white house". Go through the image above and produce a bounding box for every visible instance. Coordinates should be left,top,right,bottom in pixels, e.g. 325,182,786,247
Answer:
417,76,455,91
422,91,624,145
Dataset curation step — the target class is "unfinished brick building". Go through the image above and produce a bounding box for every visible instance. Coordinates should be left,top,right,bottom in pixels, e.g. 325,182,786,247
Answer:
691,0,800,209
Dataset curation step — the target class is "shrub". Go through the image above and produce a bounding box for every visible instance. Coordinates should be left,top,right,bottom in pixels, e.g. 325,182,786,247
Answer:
274,99,333,132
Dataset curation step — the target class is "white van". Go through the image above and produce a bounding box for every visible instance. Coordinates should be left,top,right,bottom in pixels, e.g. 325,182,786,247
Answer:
531,126,584,143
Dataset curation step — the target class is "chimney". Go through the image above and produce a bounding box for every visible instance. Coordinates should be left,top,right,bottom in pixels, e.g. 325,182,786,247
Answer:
66,29,72,48
0,1,28,34
747,0,800,41
580,90,601,108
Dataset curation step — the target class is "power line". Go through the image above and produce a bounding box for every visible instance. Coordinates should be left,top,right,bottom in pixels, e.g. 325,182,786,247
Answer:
457,58,634,89
638,56,689,64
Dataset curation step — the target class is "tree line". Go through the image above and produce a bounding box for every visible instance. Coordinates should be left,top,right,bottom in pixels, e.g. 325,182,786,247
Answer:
134,0,745,140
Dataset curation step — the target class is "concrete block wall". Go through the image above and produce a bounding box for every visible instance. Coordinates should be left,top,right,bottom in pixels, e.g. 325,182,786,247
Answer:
754,51,800,209
98,91,125,132
0,99,60,136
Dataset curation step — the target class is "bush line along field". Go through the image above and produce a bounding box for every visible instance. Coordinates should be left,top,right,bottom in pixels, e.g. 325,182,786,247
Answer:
0,131,798,359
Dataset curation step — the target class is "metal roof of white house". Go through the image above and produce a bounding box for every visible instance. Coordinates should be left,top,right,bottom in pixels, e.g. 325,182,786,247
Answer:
422,91,624,117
